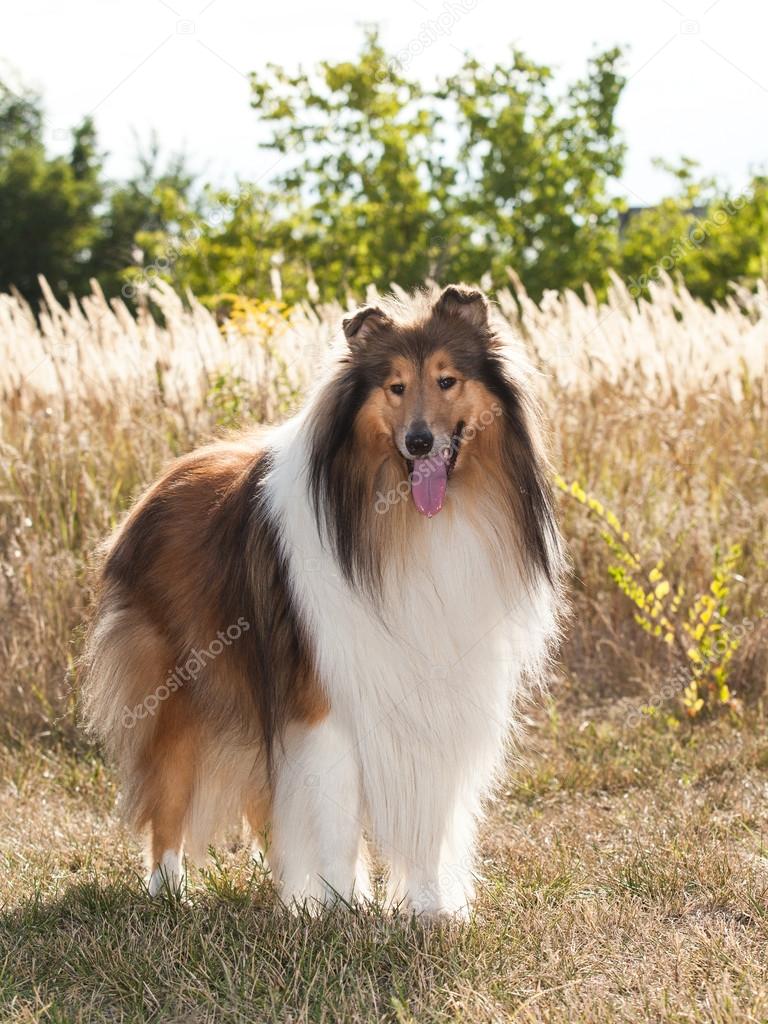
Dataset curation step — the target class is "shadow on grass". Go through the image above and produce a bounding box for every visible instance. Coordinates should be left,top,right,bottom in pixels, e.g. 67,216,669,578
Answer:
0,874,480,1023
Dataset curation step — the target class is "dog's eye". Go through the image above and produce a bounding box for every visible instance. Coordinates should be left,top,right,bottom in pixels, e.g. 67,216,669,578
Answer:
389,383,405,396
438,376,457,391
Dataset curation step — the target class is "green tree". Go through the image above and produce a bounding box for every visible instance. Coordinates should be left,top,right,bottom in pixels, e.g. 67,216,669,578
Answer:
92,135,199,298
5,42,766,311
619,160,768,304
0,82,104,300
240,31,627,302
135,184,285,304
248,28,450,300
0,82,199,304
443,47,626,296
0,81,43,153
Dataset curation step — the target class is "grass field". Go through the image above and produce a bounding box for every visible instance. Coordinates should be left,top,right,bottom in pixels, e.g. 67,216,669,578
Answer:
3,710,768,1022
1,274,767,1021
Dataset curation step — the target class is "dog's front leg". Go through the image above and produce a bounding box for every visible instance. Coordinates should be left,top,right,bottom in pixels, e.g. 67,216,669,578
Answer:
270,716,368,911
384,795,477,920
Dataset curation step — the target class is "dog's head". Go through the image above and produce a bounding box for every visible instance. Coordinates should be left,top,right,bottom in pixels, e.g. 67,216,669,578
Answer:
309,284,561,594
341,285,502,517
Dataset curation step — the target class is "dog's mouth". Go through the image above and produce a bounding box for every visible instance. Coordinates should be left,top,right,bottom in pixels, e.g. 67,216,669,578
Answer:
405,421,464,518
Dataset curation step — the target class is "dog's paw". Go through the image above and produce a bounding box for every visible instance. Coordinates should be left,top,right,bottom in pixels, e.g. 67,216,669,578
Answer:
147,850,185,897
406,877,474,922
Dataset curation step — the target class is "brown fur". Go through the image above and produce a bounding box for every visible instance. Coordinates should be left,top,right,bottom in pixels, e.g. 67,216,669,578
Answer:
81,438,327,869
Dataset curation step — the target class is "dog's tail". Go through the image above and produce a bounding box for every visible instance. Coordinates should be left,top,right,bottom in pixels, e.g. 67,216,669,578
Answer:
80,589,172,822
81,589,265,860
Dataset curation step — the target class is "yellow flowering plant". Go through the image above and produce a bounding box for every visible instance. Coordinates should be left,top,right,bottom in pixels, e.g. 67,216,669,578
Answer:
555,476,743,719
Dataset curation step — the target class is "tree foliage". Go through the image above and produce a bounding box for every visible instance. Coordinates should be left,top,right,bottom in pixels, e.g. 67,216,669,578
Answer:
244,30,626,299
0,34,767,309
0,82,198,302
621,159,768,304
0,83,103,300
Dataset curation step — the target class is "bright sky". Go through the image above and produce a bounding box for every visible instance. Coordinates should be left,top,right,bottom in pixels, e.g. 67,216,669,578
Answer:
3,0,766,205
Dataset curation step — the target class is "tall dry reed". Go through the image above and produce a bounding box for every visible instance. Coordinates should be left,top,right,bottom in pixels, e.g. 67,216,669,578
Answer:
1,274,766,734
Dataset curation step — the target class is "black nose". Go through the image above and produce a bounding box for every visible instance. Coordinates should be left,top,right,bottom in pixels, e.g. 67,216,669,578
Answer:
405,424,434,456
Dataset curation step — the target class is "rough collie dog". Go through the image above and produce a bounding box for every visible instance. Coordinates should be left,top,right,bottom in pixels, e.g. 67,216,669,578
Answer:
82,284,564,916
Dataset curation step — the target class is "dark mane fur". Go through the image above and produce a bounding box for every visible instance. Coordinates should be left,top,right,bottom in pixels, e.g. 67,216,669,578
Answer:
476,349,564,587
307,357,385,593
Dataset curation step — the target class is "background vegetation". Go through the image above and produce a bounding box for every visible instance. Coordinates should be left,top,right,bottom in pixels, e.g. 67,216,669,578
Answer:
1,273,765,734
1,274,767,1022
2,31,768,308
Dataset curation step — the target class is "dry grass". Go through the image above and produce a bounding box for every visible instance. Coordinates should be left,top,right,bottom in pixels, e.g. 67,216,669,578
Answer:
2,711,768,1022
0,274,767,1021
1,273,766,729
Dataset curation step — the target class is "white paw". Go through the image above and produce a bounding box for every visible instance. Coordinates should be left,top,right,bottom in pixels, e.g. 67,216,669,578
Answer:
280,873,369,915
250,842,270,874
412,898,472,922
147,849,185,896
352,857,373,905
281,890,329,916
405,878,475,921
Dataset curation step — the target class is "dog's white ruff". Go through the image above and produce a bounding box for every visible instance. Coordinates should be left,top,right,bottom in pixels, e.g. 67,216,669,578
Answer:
264,415,555,916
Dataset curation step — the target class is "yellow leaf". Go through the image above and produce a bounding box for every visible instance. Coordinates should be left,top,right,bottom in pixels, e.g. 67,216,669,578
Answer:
606,511,621,532
654,580,670,599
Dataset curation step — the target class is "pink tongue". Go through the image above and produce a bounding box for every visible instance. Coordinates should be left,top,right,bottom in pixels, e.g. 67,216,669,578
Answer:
411,456,448,517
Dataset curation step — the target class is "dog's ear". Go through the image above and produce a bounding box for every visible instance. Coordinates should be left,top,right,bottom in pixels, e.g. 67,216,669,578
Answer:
342,305,389,351
434,285,490,330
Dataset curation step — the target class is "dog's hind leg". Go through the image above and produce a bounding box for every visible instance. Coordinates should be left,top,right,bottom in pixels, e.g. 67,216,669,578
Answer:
245,793,271,867
139,696,198,896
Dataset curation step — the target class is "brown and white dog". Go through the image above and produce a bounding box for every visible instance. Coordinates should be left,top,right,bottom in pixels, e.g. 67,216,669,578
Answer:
82,285,564,916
